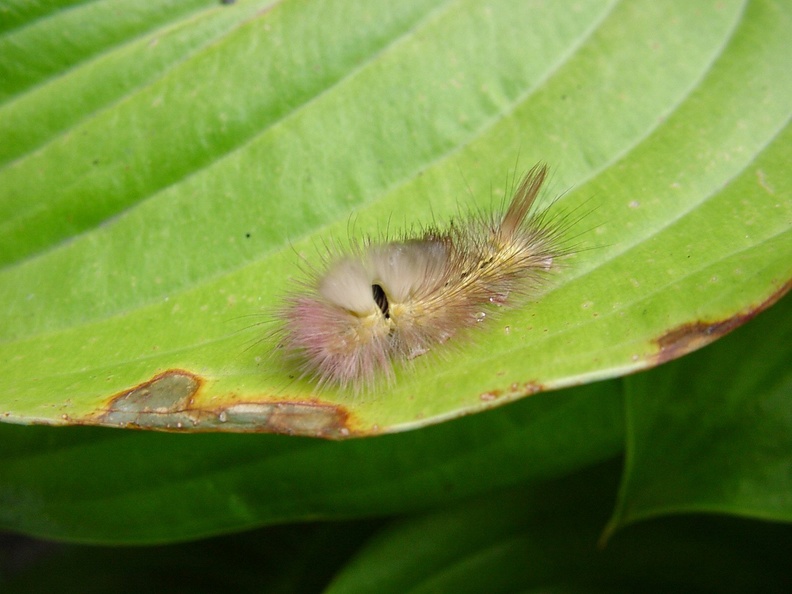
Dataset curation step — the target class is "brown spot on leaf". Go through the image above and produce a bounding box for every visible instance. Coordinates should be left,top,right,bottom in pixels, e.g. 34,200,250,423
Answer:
99,369,201,428
653,281,791,365
91,369,355,439
480,379,545,402
479,390,501,401
204,400,352,438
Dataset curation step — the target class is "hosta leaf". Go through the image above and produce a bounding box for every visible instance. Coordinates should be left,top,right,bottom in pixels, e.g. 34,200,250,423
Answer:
0,381,622,543
606,294,792,534
324,465,792,594
1,0,790,436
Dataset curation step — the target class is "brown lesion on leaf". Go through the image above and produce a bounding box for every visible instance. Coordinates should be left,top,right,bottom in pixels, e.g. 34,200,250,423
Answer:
653,280,791,365
520,381,543,395
479,389,502,401
100,369,200,421
479,379,544,403
89,369,355,439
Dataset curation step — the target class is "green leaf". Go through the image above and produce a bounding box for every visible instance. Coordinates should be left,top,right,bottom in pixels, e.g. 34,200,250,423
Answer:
4,464,791,590
324,465,792,594
1,0,790,436
606,293,792,534
0,380,622,543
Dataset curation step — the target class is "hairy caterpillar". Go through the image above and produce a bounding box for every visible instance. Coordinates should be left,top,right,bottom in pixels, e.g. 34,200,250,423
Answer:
277,163,569,391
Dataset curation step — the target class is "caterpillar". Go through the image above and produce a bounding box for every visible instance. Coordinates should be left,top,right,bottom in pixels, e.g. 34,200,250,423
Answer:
277,163,569,391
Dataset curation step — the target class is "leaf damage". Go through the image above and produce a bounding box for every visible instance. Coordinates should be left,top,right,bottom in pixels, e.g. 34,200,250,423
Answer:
87,369,355,439
653,280,791,364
